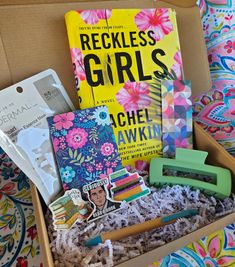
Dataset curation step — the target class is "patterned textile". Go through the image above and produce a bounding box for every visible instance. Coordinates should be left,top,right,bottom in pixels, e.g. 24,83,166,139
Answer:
0,148,43,267
151,225,235,267
194,0,235,156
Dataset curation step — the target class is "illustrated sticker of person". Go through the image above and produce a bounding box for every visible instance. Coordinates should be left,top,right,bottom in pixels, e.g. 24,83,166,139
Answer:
83,178,122,222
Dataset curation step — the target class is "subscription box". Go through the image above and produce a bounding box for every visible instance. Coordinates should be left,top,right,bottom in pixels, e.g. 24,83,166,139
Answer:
1,0,234,266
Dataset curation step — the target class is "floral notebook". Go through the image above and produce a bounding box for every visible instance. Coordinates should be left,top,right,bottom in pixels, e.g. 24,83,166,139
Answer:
47,106,122,191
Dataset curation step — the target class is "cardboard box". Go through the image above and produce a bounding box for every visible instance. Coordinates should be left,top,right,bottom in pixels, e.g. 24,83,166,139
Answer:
1,0,234,266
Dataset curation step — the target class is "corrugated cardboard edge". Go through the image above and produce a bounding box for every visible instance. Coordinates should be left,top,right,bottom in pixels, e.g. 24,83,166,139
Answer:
30,122,235,267
0,0,196,8
194,123,235,192
30,182,54,267
0,33,11,88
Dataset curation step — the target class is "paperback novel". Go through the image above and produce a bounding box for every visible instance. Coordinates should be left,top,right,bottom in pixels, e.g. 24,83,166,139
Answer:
65,8,183,166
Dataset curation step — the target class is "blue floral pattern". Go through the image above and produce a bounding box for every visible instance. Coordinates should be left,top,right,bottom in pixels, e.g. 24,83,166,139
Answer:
47,106,123,191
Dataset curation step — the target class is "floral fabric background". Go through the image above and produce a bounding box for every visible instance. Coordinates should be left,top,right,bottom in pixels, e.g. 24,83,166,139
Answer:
0,147,43,267
194,0,235,156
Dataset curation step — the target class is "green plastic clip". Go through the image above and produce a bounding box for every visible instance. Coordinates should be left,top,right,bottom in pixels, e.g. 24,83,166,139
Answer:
149,148,231,199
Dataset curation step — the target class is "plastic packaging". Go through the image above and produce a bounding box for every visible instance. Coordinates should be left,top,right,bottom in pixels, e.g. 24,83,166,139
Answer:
0,69,75,204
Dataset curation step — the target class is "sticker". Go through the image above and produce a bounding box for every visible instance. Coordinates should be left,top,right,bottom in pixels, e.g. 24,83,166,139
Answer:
161,80,193,158
83,179,122,222
109,168,150,202
49,189,91,230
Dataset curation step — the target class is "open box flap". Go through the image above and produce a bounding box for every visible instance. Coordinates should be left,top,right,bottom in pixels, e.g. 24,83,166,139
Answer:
0,0,211,99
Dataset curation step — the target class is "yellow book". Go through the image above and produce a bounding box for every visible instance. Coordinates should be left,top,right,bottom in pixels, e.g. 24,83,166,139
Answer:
65,8,183,166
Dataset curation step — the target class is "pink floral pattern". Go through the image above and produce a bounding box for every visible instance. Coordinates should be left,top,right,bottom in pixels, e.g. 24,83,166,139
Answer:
171,50,183,79
66,128,88,149
77,9,112,25
134,8,173,41
151,227,235,266
70,48,86,90
48,107,122,190
101,143,114,156
53,113,74,130
53,138,60,153
116,81,152,112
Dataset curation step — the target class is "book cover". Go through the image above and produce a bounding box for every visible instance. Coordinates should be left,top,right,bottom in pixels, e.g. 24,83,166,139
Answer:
47,106,123,191
65,8,183,166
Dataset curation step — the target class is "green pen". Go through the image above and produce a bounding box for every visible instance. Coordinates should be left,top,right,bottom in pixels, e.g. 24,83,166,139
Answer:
85,209,198,247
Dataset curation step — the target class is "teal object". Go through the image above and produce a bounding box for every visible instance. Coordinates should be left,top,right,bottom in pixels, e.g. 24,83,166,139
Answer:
149,148,232,199
161,209,198,223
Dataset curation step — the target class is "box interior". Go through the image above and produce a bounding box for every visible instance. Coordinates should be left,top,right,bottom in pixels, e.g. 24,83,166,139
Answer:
30,122,235,267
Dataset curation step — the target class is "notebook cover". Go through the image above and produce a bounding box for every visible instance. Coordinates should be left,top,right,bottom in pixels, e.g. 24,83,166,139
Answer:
47,105,122,191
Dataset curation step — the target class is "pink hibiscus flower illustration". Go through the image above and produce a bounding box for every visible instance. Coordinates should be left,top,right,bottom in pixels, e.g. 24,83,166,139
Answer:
78,9,112,25
101,142,114,156
171,50,183,79
53,112,75,130
71,48,86,82
66,128,88,149
116,81,152,112
134,8,173,41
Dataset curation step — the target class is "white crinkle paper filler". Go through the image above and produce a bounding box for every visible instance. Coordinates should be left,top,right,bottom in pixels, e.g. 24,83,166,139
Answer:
46,185,235,266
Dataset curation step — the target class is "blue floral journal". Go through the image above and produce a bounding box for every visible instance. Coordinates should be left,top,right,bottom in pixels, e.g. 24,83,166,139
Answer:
47,106,123,191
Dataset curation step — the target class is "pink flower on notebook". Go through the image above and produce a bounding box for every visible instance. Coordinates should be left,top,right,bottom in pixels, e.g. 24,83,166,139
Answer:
53,113,75,130
78,9,112,25
116,81,151,112
134,8,173,41
101,143,114,156
66,128,88,149
53,138,60,153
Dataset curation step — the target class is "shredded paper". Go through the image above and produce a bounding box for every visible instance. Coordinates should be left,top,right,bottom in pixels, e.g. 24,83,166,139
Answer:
47,184,235,267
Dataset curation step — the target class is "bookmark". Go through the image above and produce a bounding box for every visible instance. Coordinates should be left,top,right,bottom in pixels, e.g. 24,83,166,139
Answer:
109,168,150,202
161,80,193,158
